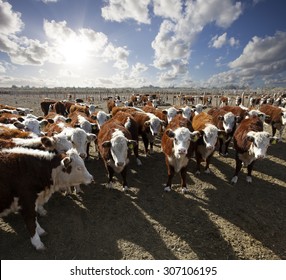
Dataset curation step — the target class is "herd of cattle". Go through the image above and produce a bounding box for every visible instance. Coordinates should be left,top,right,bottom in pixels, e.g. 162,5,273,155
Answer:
0,93,286,251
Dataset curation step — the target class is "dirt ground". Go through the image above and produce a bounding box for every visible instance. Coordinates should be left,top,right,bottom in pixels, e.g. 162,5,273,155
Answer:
0,92,286,260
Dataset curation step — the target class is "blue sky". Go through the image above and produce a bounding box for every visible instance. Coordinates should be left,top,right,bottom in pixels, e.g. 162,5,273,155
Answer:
0,0,285,88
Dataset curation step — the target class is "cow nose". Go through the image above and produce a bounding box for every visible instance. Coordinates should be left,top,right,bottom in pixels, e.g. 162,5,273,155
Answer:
117,162,124,167
226,128,232,134
80,153,87,159
206,145,214,150
178,148,187,154
256,154,265,159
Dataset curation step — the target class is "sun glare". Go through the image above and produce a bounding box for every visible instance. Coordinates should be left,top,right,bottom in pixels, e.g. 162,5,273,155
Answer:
58,37,89,65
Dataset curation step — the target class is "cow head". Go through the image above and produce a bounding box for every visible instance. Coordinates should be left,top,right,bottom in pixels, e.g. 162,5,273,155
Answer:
41,134,73,153
162,107,180,123
144,115,165,136
166,127,200,158
246,131,277,159
219,112,236,134
281,110,286,125
57,149,94,187
180,106,194,120
101,129,136,169
92,111,112,129
67,128,96,159
201,124,219,150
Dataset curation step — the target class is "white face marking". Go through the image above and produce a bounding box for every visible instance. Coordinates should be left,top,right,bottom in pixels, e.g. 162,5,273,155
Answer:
165,107,178,123
223,112,235,133
96,111,110,129
248,131,271,159
109,129,129,169
146,113,162,135
181,106,192,120
282,111,286,125
22,118,42,136
203,124,218,150
171,127,192,158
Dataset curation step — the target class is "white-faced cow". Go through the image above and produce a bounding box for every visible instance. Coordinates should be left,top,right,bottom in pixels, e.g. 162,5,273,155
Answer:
161,115,200,193
259,104,286,140
208,108,238,156
0,147,94,250
97,120,136,191
192,112,225,174
231,116,278,184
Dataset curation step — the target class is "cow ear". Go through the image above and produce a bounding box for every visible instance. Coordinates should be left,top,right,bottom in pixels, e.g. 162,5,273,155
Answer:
40,119,48,129
102,141,111,148
246,135,255,142
13,121,25,129
166,129,175,138
235,116,242,123
128,140,137,149
270,137,278,144
74,124,80,128
62,157,72,168
87,133,97,142
218,115,224,121
17,117,25,122
65,118,72,123
41,136,54,148
218,130,227,139
144,120,151,127
91,115,97,120
47,118,54,124
162,110,168,115
265,115,271,122
191,131,200,142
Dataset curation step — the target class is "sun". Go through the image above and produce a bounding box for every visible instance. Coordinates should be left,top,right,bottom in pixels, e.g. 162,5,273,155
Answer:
58,37,89,65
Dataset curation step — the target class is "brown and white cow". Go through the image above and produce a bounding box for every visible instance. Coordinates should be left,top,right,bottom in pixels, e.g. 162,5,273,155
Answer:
112,111,142,165
231,116,278,184
208,108,238,156
192,112,225,174
129,111,165,155
97,120,136,191
0,147,94,250
161,115,199,193
259,104,286,140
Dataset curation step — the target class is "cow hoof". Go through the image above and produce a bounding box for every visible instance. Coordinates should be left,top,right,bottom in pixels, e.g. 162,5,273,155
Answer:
204,169,210,174
107,182,113,189
231,176,238,184
246,176,252,183
195,170,200,175
182,187,188,194
136,158,142,166
123,186,129,192
164,186,171,192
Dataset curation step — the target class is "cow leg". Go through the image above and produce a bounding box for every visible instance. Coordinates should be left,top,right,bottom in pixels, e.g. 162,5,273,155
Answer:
21,200,45,250
246,161,255,183
121,166,129,191
231,155,242,184
106,166,115,189
133,142,142,165
164,160,175,192
272,124,277,137
204,155,212,174
180,166,188,193
141,133,149,155
149,141,154,154
224,137,232,155
195,151,203,175
86,142,90,160
218,138,224,155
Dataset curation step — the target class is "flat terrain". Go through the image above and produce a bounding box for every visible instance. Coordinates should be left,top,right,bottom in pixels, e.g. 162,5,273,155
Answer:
1,92,286,260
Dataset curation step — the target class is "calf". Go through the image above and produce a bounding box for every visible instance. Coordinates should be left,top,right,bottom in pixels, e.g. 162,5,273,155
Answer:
259,104,286,140
97,120,136,191
0,147,94,250
192,112,225,174
231,116,277,184
161,115,199,193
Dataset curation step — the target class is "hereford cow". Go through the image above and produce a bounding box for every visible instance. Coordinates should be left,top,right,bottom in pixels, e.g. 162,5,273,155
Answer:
129,111,165,155
97,120,136,191
208,108,238,156
259,104,286,140
112,111,142,165
161,115,200,193
0,147,94,250
192,112,225,174
231,116,277,184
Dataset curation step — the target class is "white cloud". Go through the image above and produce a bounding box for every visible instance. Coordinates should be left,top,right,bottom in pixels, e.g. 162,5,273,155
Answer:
210,33,228,48
206,31,286,87
131,62,148,76
153,0,182,21
0,62,6,73
101,0,151,24
209,32,239,48
0,0,24,35
42,0,59,3
151,0,243,83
